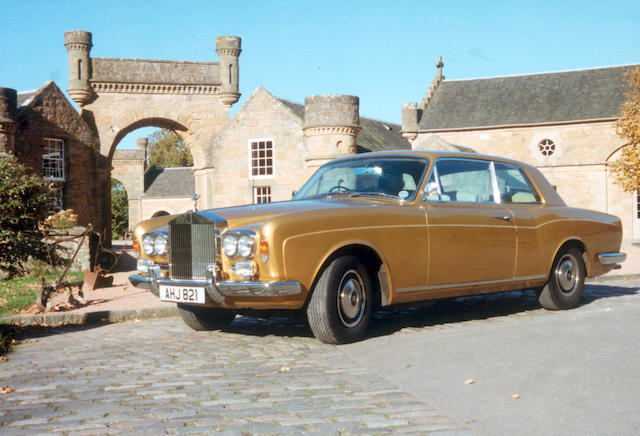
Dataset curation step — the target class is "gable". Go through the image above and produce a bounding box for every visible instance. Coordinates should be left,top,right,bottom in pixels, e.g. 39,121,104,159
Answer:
419,65,637,131
17,81,98,148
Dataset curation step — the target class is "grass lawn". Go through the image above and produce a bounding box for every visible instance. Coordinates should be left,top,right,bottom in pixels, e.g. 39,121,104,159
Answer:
0,270,84,318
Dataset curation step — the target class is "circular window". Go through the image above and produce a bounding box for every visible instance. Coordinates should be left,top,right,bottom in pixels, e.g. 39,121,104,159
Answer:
538,139,556,156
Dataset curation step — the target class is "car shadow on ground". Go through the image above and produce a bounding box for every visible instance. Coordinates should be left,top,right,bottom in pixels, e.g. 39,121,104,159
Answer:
221,283,640,342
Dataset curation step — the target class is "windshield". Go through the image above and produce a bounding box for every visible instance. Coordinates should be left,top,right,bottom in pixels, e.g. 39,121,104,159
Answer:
293,155,429,201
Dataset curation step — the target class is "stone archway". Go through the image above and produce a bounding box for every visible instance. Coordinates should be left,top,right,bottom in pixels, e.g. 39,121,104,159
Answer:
64,30,242,229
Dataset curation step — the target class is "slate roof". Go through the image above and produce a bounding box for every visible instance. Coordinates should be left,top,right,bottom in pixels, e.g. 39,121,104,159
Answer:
17,90,37,107
277,97,410,152
419,65,638,131
144,167,195,197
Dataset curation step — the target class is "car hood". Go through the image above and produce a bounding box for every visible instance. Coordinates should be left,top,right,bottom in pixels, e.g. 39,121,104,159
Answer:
206,198,394,228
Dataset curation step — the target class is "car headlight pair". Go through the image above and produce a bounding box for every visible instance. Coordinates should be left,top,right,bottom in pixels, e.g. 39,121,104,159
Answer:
142,231,169,256
222,230,256,258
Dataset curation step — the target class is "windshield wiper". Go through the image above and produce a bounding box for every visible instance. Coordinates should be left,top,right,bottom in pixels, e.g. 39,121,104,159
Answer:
347,191,403,200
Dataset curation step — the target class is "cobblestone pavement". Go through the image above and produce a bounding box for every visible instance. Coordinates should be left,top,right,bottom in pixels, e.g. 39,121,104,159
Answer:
0,315,470,435
2,280,637,435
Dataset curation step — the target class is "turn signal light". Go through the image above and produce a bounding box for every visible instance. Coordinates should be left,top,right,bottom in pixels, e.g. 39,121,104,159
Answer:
132,238,139,253
260,239,269,263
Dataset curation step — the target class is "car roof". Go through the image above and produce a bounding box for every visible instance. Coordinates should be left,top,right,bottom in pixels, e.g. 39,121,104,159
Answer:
344,149,534,169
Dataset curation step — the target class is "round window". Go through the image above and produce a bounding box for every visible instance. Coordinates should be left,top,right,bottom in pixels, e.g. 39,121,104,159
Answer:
538,139,556,156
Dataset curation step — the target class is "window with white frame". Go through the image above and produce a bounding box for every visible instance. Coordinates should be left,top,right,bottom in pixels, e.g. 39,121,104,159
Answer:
253,186,271,204
249,139,274,177
43,138,65,181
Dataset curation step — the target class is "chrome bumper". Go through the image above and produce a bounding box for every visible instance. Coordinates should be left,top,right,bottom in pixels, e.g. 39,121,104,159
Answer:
598,252,627,265
129,273,302,302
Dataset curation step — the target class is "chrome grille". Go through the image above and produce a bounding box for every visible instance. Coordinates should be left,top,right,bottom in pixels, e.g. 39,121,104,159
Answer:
169,223,216,280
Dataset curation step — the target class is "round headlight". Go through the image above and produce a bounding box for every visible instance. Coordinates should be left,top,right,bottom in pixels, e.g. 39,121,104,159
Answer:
222,233,238,257
154,233,168,256
142,234,155,256
237,234,255,258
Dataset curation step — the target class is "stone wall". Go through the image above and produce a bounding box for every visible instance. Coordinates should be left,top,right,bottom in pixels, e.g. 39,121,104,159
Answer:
210,87,307,207
91,58,221,85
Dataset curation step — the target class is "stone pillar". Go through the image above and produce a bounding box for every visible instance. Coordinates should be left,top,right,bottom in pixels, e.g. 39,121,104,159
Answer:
216,36,242,106
303,94,360,168
0,87,17,156
64,30,93,106
137,137,148,164
401,102,421,142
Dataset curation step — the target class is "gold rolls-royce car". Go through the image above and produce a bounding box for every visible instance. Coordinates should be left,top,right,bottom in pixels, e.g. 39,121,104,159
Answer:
130,151,626,344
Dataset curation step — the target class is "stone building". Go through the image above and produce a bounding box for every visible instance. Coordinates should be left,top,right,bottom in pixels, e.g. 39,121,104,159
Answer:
402,60,639,243
0,81,108,234
207,87,411,207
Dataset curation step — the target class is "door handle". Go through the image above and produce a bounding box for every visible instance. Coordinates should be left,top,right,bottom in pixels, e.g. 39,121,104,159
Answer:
493,215,512,222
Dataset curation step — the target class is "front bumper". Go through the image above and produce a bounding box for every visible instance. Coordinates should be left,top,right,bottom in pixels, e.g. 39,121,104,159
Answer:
129,273,302,303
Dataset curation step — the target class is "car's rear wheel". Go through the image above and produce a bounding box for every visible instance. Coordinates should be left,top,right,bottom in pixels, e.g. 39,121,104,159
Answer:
177,304,236,331
538,247,585,310
307,255,373,344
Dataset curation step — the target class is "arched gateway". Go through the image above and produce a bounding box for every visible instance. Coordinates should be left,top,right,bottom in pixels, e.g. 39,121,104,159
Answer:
64,30,241,230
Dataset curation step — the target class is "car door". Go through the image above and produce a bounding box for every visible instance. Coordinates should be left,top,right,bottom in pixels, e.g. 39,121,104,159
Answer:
493,161,548,279
425,158,516,288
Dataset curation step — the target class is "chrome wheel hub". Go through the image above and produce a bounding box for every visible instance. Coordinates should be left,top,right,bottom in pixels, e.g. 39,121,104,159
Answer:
337,270,366,328
556,254,578,293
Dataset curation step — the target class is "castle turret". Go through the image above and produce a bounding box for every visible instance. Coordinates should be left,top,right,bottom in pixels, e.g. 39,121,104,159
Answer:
216,36,241,106
0,87,17,155
303,94,360,168
64,30,93,106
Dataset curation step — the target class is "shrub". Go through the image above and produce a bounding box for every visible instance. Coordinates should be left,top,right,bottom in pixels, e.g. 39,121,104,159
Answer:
0,156,50,278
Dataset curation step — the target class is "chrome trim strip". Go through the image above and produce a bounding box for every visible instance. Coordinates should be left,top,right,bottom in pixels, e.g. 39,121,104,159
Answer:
489,161,502,204
216,281,302,297
397,274,548,293
598,252,627,265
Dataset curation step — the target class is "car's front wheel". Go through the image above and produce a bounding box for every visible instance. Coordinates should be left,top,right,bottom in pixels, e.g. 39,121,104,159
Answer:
177,304,236,331
306,255,373,344
538,247,585,310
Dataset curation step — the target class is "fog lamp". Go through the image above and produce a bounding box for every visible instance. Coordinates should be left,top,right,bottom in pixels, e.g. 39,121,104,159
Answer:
232,260,257,278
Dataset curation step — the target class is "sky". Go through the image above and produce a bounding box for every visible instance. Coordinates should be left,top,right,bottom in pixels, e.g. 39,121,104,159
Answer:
1,0,639,149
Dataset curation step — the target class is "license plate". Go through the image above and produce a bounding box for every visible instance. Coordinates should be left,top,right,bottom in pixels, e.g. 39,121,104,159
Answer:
159,285,206,304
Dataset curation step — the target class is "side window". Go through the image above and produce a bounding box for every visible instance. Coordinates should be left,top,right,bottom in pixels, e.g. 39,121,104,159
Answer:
429,159,493,203
494,162,541,204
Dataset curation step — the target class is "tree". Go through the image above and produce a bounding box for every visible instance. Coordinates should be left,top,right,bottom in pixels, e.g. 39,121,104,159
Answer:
0,156,50,277
111,180,128,239
147,129,193,168
610,68,640,192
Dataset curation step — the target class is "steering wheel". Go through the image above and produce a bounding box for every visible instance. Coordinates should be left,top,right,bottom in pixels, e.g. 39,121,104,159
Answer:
328,185,352,193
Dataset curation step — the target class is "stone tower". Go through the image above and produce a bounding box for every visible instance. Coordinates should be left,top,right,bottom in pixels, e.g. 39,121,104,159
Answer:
303,94,360,168
63,30,93,106
0,87,17,155
216,36,242,106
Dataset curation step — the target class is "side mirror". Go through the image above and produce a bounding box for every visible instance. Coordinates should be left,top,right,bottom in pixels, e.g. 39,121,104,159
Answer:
425,182,438,196
291,190,298,199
